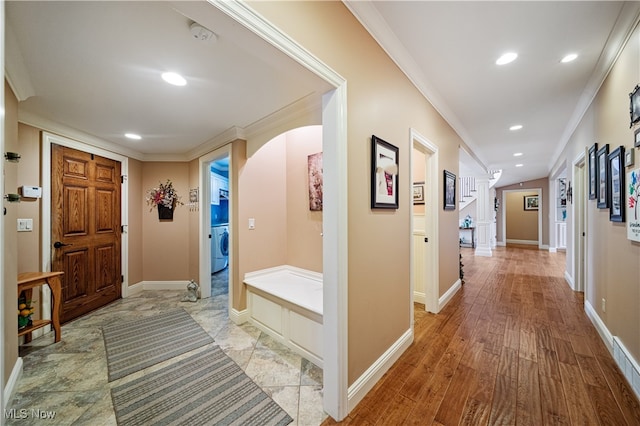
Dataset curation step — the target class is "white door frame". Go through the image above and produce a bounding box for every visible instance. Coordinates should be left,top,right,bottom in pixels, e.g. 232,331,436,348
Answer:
501,188,543,247
410,129,439,314
573,151,587,292
210,1,349,420
199,146,232,306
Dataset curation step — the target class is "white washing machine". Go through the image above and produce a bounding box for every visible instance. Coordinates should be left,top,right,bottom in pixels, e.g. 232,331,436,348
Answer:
211,225,229,273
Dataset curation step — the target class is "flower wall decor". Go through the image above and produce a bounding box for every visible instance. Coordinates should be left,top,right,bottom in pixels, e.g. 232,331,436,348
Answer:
628,168,640,241
146,180,184,219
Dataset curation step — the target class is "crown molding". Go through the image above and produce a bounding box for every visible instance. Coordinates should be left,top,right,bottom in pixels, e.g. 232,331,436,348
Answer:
5,22,35,102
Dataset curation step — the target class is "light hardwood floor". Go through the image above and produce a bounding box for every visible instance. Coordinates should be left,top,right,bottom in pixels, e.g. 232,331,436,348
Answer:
323,246,640,425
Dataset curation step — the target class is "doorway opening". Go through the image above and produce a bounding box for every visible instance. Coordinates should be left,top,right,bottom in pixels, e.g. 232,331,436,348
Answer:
410,129,439,314
210,155,230,299
573,152,587,292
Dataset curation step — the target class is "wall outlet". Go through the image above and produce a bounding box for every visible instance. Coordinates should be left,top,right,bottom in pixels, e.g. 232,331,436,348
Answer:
602,298,606,312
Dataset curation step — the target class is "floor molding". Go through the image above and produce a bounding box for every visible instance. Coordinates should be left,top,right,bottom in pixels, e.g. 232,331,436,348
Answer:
347,328,413,413
439,278,462,310
4,357,23,407
413,291,426,305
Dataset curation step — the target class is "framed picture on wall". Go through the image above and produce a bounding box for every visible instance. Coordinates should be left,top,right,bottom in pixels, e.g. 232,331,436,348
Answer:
609,146,625,222
371,135,399,209
597,144,610,209
635,128,640,148
413,182,425,205
524,195,539,211
443,170,456,210
588,143,598,200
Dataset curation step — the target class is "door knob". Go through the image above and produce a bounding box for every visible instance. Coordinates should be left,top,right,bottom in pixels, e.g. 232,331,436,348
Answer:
53,241,72,249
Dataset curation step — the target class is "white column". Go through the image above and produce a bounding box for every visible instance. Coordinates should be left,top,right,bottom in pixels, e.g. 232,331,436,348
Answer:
474,175,493,257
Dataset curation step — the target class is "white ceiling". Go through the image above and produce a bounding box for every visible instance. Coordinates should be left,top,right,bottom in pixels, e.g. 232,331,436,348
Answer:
5,1,640,187
347,1,640,186
5,1,332,161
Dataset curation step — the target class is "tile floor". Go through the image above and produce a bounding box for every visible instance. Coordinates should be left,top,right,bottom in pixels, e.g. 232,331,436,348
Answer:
7,269,326,425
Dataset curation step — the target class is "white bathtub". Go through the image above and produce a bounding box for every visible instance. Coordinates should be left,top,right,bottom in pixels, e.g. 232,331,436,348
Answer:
244,265,323,368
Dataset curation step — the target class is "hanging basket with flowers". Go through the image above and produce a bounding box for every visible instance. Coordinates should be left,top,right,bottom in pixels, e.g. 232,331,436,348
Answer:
146,179,184,220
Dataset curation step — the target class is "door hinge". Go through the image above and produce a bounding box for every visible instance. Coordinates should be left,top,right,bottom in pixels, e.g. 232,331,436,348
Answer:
91,154,94,160
121,175,128,183
121,275,124,283
121,225,126,233
424,237,429,243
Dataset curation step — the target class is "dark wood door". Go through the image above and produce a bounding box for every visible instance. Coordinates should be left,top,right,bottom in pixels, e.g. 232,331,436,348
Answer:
51,144,121,323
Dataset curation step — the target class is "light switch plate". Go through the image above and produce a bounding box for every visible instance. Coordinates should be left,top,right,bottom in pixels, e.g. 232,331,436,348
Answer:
17,218,33,232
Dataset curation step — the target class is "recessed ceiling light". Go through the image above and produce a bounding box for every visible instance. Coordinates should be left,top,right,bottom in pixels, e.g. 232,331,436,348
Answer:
125,133,142,140
561,53,578,63
496,52,518,65
161,72,187,86
513,152,523,157
510,124,523,131
515,164,524,168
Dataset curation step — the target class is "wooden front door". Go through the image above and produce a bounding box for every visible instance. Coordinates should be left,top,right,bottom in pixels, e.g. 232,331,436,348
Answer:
51,144,122,323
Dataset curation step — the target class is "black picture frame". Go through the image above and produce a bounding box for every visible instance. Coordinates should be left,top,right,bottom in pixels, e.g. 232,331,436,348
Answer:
413,182,425,205
588,143,598,200
524,195,539,211
635,127,640,148
443,170,456,210
597,144,609,209
630,84,640,128
609,146,625,222
371,135,399,209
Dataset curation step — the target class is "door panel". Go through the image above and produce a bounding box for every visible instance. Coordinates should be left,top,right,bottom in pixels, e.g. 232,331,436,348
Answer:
52,144,121,323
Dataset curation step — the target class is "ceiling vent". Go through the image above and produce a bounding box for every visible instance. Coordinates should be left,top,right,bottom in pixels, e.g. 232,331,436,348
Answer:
190,22,216,42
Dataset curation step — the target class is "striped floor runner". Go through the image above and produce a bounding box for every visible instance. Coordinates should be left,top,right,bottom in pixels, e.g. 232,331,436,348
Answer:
111,346,293,425
102,308,214,381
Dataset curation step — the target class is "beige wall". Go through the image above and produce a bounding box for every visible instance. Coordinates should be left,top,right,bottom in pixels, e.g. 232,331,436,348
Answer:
4,81,19,384
495,177,550,245
551,24,640,363
141,163,190,281
285,126,323,272
505,191,539,241
16,124,41,273
250,1,463,385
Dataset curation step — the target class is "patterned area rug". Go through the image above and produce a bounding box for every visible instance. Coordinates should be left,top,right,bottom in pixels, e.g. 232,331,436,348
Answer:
111,346,293,426
102,308,214,381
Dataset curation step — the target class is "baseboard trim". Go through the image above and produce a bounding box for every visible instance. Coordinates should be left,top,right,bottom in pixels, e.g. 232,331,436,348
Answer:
584,300,613,353
4,357,23,407
439,279,462,310
584,301,640,400
506,239,538,245
230,308,249,325
613,337,640,400
564,271,575,290
549,247,557,253
413,291,426,305
126,281,144,297
347,328,413,413
497,241,506,246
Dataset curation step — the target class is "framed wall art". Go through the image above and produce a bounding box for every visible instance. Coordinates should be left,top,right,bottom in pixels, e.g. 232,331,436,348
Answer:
524,195,539,211
588,143,598,200
628,167,640,241
443,170,456,210
630,84,640,128
413,182,425,205
371,135,399,209
635,127,640,148
597,144,609,209
308,152,323,211
609,146,625,222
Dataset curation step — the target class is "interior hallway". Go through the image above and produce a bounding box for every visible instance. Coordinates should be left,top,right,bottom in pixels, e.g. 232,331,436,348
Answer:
325,246,640,425
8,272,325,425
